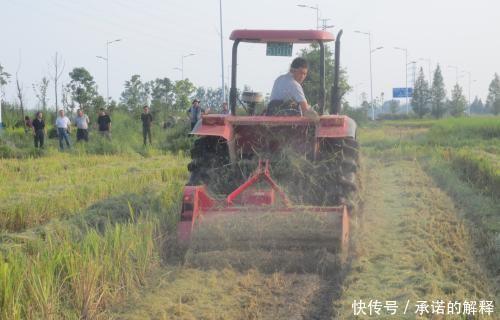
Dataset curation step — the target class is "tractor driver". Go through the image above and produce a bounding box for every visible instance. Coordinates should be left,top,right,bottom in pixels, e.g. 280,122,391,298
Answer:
268,57,316,117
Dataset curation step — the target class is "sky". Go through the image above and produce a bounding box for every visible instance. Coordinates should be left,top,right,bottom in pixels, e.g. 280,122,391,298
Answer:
1,0,500,109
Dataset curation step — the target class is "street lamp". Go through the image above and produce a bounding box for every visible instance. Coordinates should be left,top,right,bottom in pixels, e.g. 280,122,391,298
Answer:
394,46,409,114
461,70,473,115
96,39,122,107
106,39,121,106
179,53,195,80
219,0,225,104
355,30,383,120
297,4,320,29
173,67,183,80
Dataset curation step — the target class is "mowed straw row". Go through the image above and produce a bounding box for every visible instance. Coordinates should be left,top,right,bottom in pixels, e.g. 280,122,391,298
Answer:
185,210,345,276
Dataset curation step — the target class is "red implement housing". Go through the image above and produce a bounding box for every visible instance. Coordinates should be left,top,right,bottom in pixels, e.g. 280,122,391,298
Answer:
178,160,349,254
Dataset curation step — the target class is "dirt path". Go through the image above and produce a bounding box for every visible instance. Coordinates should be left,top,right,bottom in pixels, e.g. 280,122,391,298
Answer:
336,157,494,318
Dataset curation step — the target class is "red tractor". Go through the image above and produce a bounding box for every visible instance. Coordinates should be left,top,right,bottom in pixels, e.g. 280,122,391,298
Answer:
178,29,358,262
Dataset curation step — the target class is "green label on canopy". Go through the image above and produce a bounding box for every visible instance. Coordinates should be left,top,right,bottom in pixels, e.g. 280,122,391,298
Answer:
266,42,293,56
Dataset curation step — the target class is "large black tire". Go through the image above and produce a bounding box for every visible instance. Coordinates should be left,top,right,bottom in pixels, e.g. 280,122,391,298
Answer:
187,136,232,193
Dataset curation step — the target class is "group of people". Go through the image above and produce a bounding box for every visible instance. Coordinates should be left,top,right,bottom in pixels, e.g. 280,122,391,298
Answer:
26,108,113,150
25,57,313,150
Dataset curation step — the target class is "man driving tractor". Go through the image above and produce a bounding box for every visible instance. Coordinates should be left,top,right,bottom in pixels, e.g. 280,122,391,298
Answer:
268,57,315,116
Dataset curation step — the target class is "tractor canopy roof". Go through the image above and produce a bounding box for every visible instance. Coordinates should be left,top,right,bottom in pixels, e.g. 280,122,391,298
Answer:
229,29,335,43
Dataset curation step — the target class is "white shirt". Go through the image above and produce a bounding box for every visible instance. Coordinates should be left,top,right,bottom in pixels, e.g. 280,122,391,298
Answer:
55,116,71,129
269,72,306,103
75,115,89,129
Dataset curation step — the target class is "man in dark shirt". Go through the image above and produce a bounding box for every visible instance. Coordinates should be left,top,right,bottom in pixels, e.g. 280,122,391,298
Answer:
97,108,112,139
32,112,45,148
141,105,153,145
187,99,205,130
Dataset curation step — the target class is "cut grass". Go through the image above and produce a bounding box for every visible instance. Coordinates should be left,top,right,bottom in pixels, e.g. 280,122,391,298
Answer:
337,158,495,319
110,267,324,320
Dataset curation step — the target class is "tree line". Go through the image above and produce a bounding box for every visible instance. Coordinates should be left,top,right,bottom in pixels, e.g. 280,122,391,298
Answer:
0,61,228,128
411,66,500,118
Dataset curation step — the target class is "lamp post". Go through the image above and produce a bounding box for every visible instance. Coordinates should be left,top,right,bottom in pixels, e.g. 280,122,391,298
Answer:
355,30,383,120
297,4,320,29
101,39,121,107
173,67,183,80
461,70,473,115
219,0,225,103
394,46,409,114
180,53,195,80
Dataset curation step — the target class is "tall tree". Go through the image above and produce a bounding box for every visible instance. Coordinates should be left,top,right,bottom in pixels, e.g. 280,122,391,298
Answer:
448,84,467,117
32,77,50,111
173,79,196,111
430,65,447,118
486,73,500,115
299,44,350,112
470,96,485,114
196,86,225,111
0,63,11,125
49,53,65,114
67,67,99,113
150,77,174,115
120,74,150,112
411,68,431,118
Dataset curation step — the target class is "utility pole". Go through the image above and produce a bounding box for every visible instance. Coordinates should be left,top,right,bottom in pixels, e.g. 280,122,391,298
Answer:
297,4,320,29
181,53,195,80
356,31,383,120
219,0,225,103
97,39,121,107
462,70,473,115
320,18,334,30
394,47,409,114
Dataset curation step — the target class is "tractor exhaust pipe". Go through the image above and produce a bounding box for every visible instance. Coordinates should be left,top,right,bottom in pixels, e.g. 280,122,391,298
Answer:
330,29,343,115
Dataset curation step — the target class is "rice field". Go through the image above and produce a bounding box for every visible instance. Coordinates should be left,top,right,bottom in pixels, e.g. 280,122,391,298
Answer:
0,151,188,319
0,115,498,319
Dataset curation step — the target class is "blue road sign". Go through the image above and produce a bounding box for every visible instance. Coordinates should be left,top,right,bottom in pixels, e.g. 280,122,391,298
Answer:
393,88,413,98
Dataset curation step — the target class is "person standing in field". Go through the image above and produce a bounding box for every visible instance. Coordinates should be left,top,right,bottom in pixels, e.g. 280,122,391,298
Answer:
75,109,90,142
32,111,46,148
187,99,205,130
24,116,33,133
221,102,229,115
55,109,71,150
97,108,112,139
141,105,153,146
